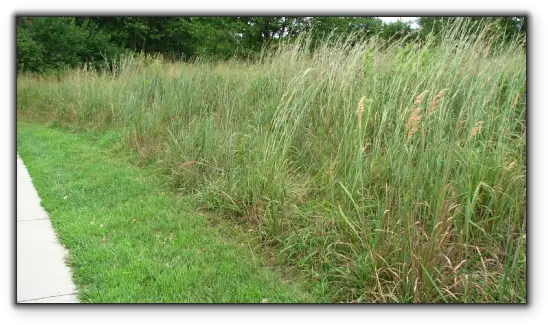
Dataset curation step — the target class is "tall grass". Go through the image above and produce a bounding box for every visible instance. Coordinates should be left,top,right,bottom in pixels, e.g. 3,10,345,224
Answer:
17,18,526,303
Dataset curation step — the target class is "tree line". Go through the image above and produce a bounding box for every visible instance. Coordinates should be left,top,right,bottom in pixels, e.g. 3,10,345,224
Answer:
16,16,526,73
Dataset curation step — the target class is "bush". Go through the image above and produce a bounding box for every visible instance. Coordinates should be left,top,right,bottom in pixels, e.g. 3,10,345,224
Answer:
17,17,122,73
17,26,46,72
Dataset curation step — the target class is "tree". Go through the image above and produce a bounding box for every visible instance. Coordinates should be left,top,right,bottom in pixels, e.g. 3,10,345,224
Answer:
17,17,120,72
16,23,45,72
379,20,413,42
416,16,526,44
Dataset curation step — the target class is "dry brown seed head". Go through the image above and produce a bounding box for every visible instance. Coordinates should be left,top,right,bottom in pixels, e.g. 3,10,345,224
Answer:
428,88,448,115
414,90,429,106
505,160,516,172
513,93,521,107
179,160,199,168
358,97,365,129
470,121,484,137
407,107,422,139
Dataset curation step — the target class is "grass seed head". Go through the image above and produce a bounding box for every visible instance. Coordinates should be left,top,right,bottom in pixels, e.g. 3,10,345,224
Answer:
414,90,429,106
513,93,521,108
428,88,448,115
179,160,199,168
470,121,484,138
358,96,365,129
407,107,422,139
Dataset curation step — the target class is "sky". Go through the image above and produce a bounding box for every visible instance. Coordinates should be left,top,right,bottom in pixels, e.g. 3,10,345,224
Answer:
379,17,419,29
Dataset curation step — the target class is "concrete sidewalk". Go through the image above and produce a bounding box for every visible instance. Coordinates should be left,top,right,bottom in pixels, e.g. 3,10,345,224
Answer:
17,154,79,303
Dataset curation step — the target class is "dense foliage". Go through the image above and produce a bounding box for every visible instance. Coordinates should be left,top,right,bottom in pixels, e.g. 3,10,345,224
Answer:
17,16,526,73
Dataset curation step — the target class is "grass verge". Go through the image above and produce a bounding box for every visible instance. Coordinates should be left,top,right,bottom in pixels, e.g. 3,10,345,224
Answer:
17,122,322,303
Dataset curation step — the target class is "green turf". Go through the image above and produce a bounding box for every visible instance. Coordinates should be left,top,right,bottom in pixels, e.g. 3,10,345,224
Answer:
17,122,322,303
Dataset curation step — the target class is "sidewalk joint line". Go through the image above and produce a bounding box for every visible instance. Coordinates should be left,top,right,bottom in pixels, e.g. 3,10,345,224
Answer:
17,218,50,222
17,292,78,303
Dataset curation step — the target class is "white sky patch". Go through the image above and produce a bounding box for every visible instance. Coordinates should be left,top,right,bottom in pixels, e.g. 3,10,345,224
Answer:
379,17,419,29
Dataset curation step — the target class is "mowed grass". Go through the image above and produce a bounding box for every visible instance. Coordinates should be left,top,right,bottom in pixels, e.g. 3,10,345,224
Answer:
17,122,321,303
17,19,526,303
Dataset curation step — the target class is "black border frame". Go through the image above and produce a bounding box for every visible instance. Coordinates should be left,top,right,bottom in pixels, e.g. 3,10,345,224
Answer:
9,9,534,311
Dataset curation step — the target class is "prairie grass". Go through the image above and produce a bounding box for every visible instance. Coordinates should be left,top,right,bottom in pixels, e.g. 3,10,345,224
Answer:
17,18,526,303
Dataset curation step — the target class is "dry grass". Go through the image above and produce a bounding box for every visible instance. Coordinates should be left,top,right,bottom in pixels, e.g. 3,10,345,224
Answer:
407,106,423,139
428,88,448,116
470,121,484,138
358,96,365,130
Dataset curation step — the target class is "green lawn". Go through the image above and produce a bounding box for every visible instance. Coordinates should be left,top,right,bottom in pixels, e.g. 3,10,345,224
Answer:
17,122,322,303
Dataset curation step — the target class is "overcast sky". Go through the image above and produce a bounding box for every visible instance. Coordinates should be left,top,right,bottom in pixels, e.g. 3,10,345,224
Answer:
379,17,419,28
